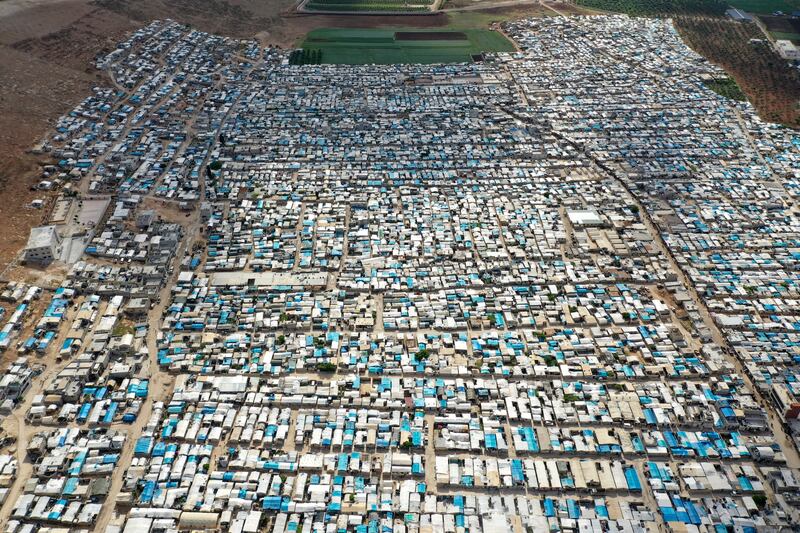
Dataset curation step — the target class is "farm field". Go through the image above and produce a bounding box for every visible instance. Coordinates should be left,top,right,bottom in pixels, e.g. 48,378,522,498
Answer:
760,15,800,42
303,0,435,13
728,0,800,12
771,30,800,41
761,14,800,31
301,27,515,63
442,5,558,26
574,0,727,16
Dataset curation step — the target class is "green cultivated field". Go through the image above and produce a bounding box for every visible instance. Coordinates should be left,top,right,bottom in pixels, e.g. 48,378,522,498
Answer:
576,0,799,14
575,0,728,16
771,30,800,41
301,28,515,64
728,0,800,12
304,0,434,12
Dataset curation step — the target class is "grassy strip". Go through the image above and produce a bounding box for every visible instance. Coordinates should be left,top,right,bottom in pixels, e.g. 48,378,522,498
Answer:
771,31,800,41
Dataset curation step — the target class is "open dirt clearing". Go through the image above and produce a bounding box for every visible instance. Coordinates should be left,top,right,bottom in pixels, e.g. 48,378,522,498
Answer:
0,0,136,271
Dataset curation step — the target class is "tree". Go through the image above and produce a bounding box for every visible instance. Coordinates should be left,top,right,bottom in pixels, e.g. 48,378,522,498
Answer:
752,493,767,509
318,362,336,372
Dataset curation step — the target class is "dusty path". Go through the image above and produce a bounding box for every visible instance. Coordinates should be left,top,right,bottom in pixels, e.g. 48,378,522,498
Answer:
92,234,189,530
0,300,93,526
540,0,568,16
92,52,261,530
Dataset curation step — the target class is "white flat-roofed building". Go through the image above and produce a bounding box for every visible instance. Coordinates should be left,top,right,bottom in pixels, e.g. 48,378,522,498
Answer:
775,40,800,60
567,210,604,227
23,225,61,265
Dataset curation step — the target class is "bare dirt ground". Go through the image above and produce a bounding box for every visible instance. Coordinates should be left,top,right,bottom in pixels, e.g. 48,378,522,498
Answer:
91,0,452,46
0,0,137,271
546,1,591,14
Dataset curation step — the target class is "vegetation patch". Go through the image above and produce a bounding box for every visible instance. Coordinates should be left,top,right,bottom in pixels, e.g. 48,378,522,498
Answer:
729,0,800,13
752,492,768,508
703,77,747,101
675,16,800,126
301,28,514,64
574,0,727,16
770,30,800,42
304,0,434,13
289,49,323,65
112,323,135,337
